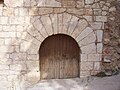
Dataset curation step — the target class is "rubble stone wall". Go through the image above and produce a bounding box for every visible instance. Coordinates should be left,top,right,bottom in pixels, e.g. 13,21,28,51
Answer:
103,0,120,73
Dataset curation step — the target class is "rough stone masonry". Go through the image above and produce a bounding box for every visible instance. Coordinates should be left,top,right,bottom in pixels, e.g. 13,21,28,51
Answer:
0,0,119,90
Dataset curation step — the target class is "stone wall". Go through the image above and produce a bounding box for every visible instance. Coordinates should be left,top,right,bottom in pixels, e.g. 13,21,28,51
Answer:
102,0,120,75
0,0,119,90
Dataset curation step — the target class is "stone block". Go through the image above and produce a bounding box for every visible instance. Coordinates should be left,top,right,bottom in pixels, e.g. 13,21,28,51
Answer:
109,6,116,12
81,62,94,70
26,61,39,71
76,0,85,8
81,54,88,61
14,8,19,16
90,22,102,29
67,8,83,16
0,70,10,75
20,41,31,52
94,62,101,70
25,71,40,83
19,8,28,16
88,54,100,61
0,65,9,70
81,43,96,54
0,25,2,31
78,32,96,46
7,75,18,81
16,25,24,32
92,3,100,9
102,5,109,11
96,30,103,42
76,27,93,42
0,46,14,53
0,32,16,37
0,81,11,88
5,0,24,7
0,7,3,16
29,8,39,16
62,0,76,7
9,17,25,25
10,53,26,61
84,9,93,15
24,0,31,7
40,15,53,35
0,39,4,45
94,9,102,15
27,25,44,42
102,11,108,15
0,17,8,24
90,70,100,76
57,14,63,33
72,19,88,38
31,0,37,6
97,43,103,54
53,8,66,14
38,8,53,15
45,0,61,7
27,54,39,61
3,7,14,16
50,14,58,34
83,16,93,21
0,58,12,65
2,25,16,31
68,15,79,35
80,71,90,77
95,16,107,22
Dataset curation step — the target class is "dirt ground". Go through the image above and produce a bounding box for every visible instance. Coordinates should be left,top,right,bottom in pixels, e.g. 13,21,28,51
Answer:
28,74,120,90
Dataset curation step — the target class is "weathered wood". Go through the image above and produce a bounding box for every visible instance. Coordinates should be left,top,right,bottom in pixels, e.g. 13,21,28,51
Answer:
39,34,80,79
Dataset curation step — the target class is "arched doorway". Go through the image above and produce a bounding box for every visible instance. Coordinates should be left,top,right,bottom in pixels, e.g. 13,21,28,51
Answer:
39,34,80,79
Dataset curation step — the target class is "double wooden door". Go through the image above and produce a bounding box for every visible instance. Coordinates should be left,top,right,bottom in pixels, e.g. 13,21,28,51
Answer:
39,34,80,79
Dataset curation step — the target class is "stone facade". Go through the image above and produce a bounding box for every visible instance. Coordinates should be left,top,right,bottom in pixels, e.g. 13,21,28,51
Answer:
0,0,119,90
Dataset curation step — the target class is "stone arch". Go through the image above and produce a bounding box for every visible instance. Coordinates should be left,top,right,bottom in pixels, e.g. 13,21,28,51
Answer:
20,12,99,84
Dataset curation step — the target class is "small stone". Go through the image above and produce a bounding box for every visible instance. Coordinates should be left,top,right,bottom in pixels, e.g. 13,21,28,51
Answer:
92,3,100,9
85,0,94,4
84,9,93,15
109,6,116,12
94,9,102,15
76,0,85,8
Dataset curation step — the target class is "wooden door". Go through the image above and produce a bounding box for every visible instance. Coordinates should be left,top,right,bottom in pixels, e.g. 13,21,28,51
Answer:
39,34,80,79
